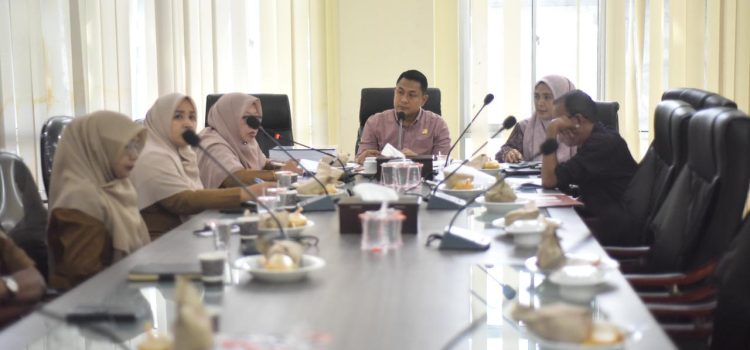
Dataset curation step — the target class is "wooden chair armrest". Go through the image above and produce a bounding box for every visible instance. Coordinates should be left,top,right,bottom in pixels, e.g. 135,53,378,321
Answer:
646,300,717,318
625,261,717,287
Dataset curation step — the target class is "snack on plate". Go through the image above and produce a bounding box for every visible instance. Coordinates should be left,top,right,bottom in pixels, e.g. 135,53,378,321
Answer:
288,208,308,227
259,240,304,271
444,171,474,190
584,321,625,345
484,175,517,202
259,209,307,229
536,218,564,269
482,160,501,169
511,302,593,343
504,204,540,226
468,154,491,170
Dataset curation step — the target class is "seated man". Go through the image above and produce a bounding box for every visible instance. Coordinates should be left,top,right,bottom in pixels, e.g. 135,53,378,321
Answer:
0,230,46,327
541,90,638,245
356,69,451,163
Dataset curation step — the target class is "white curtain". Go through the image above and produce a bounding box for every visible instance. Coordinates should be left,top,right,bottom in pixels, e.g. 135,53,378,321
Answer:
0,0,326,184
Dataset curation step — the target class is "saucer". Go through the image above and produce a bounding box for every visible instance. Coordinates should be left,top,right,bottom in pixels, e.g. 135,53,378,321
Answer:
234,255,325,283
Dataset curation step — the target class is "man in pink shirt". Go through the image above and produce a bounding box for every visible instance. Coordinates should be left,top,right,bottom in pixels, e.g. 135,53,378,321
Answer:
356,70,451,163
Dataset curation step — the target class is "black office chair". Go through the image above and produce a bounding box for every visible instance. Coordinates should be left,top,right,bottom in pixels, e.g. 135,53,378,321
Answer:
0,151,49,280
355,87,442,154
40,116,73,197
711,216,750,348
594,101,620,133
662,88,738,110
608,100,694,248
205,94,294,157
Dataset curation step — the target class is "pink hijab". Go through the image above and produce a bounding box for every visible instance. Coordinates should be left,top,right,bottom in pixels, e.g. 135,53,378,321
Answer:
521,75,577,162
198,93,266,188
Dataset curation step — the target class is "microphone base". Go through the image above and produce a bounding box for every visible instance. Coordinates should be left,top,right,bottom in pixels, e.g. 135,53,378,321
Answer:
299,195,336,212
427,191,466,210
438,226,492,251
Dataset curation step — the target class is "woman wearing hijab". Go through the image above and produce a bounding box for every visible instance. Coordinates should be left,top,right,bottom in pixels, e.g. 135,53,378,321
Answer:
198,93,300,189
130,93,273,239
495,75,577,163
47,111,150,290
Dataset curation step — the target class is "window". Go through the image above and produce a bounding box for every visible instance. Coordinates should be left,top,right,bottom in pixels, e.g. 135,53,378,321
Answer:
463,0,602,159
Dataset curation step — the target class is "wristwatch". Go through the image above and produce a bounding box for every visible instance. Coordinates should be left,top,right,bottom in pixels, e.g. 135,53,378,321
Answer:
1,276,19,299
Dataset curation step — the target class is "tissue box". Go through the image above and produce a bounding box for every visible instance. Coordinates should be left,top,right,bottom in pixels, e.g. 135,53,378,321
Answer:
337,196,420,234
375,155,434,180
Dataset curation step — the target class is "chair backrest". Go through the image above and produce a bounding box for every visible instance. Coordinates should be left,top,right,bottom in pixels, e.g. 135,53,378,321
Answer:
40,116,73,196
647,107,750,272
0,151,49,279
356,87,442,153
205,94,294,157
621,100,694,245
595,101,620,133
662,88,738,110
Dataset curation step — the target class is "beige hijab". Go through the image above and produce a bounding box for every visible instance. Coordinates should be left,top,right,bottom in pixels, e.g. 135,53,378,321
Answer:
198,93,266,188
131,93,204,209
49,111,150,254
522,75,577,162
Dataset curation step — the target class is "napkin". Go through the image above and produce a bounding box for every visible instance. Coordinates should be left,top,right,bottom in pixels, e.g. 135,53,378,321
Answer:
536,218,564,269
484,174,517,203
352,183,399,202
381,143,405,158
173,276,214,350
511,302,593,343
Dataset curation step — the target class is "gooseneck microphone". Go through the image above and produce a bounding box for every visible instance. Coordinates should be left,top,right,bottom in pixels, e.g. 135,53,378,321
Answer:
470,116,517,157
397,111,406,150
534,138,560,159
182,130,287,239
245,117,330,196
431,115,516,197
444,93,494,166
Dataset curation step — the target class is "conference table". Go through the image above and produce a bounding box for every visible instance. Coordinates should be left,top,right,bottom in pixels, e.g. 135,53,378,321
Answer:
0,181,675,349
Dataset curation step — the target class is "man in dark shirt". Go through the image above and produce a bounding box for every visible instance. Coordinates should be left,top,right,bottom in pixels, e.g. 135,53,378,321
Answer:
541,90,638,245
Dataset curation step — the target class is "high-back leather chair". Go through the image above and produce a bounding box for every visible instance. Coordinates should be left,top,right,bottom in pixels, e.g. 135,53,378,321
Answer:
619,100,694,246
0,151,49,280
205,94,294,157
594,101,620,133
647,107,750,272
662,88,738,110
712,216,750,349
41,116,73,196
355,87,442,154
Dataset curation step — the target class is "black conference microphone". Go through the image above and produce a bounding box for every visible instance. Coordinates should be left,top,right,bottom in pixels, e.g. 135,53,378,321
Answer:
533,138,560,159
431,115,516,197
444,93,494,166
470,116,517,157
272,132,354,182
397,111,406,150
182,130,288,239
425,179,506,250
246,117,332,198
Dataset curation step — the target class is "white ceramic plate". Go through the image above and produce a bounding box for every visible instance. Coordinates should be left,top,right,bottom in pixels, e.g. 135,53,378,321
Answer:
437,184,487,200
476,197,529,215
524,254,620,275
234,255,325,283
549,265,606,287
493,217,562,229
479,167,502,176
296,189,347,200
257,221,314,238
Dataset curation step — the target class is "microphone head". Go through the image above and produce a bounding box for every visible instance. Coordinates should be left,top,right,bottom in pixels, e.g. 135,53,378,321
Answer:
483,93,495,105
502,116,517,130
397,112,406,121
245,116,261,129
540,138,559,155
182,129,201,147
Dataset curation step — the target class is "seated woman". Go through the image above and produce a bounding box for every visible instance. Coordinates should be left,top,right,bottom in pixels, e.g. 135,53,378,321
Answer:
495,75,577,163
198,93,300,189
47,111,151,290
130,93,273,239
